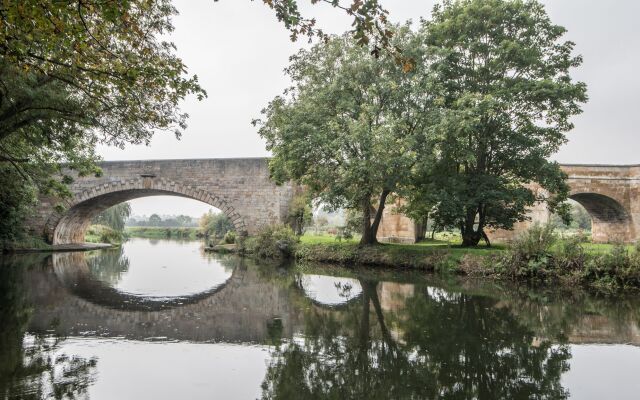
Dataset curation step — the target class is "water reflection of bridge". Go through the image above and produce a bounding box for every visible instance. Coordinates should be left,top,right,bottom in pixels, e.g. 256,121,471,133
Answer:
29,254,301,343
23,253,640,347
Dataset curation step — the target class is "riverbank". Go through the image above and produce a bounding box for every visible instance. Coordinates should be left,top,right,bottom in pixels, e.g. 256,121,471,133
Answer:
295,238,501,271
292,231,640,292
2,235,113,253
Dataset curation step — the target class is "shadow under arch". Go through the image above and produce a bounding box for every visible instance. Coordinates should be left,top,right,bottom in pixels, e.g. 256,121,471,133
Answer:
570,193,629,222
52,251,240,312
44,177,247,244
294,274,364,310
569,192,635,242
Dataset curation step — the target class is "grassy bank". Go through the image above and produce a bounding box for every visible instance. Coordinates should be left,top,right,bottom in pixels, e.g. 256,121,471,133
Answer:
296,235,502,271
125,226,199,240
292,229,640,292
1,235,53,252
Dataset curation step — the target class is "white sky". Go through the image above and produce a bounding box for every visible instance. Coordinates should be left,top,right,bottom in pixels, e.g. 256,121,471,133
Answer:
110,0,640,217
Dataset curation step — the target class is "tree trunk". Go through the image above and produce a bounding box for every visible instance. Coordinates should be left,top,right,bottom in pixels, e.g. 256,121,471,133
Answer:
461,218,482,247
481,229,492,247
359,190,390,246
461,231,482,247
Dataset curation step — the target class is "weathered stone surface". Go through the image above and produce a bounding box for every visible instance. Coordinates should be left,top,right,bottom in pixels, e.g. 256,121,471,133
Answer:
27,158,297,245
378,164,640,244
377,198,422,244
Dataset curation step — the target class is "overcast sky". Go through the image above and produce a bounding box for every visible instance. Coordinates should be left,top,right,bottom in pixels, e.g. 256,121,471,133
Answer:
112,0,640,217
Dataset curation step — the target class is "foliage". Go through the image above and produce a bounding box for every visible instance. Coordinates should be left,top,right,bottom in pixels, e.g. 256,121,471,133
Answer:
343,209,363,237
255,27,435,244
0,0,205,237
550,201,592,231
553,235,586,272
128,214,197,227
497,224,557,280
0,166,37,247
85,224,124,244
224,231,237,245
199,210,235,238
405,0,588,246
0,1,205,146
256,0,404,61
582,243,640,290
125,226,198,240
149,214,162,226
250,224,299,259
92,203,131,232
287,194,313,236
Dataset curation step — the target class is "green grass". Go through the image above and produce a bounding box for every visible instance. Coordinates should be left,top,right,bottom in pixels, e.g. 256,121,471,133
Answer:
300,233,359,245
300,232,504,260
296,231,636,274
579,242,635,254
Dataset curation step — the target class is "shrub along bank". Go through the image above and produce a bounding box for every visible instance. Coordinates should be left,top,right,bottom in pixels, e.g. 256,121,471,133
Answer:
85,225,125,245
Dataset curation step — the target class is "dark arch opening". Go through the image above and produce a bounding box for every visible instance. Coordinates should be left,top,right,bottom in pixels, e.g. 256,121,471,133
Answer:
569,193,629,223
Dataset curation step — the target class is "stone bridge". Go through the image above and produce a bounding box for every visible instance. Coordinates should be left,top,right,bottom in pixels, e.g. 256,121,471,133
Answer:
378,164,640,244
27,158,296,245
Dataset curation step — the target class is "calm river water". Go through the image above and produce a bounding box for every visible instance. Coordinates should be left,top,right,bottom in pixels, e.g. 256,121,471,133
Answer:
2,238,640,399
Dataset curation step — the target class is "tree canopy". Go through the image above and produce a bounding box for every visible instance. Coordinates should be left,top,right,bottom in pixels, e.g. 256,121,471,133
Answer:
255,27,435,244
404,0,587,246
0,0,206,242
0,0,399,244
199,210,235,238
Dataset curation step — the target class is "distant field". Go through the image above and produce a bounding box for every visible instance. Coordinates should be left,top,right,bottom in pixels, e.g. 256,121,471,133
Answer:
125,226,199,239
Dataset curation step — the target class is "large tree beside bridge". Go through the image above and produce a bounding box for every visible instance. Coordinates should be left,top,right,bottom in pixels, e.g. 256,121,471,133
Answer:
255,26,435,245
403,0,587,246
256,0,587,246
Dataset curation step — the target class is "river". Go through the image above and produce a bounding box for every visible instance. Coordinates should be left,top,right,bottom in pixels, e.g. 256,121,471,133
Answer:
1,238,640,399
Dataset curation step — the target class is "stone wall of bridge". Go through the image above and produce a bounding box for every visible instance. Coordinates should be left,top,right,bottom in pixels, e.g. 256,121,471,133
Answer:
27,158,296,244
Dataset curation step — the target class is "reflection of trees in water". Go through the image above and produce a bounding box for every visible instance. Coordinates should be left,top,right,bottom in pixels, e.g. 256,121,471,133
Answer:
201,250,240,275
86,247,130,286
0,256,97,399
262,279,570,400
497,286,640,345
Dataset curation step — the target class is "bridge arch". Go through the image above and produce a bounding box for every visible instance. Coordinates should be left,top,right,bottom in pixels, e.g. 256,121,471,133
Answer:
568,191,635,243
45,177,247,245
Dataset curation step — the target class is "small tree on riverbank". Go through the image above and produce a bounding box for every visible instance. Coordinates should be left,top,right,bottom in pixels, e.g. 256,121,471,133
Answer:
255,28,436,245
92,203,131,232
405,0,587,247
